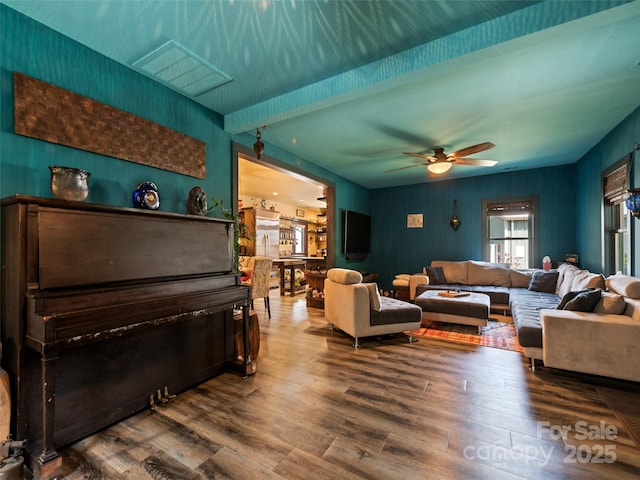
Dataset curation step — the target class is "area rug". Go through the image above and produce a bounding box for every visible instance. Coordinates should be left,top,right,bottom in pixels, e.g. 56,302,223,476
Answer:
600,387,640,449
412,315,523,352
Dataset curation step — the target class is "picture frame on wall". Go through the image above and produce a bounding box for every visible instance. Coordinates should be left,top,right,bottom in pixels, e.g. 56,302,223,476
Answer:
296,209,305,217
565,253,579,265
407,213,423,228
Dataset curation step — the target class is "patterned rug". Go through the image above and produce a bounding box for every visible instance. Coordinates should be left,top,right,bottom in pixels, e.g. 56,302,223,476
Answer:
412,315,523,352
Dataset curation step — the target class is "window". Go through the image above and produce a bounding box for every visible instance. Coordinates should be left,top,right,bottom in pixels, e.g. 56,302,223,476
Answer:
483,198,538,269
603,158,631,275
291,219,308,256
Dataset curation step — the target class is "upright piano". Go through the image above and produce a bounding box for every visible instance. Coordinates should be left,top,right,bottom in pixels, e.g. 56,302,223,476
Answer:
1,195,251,479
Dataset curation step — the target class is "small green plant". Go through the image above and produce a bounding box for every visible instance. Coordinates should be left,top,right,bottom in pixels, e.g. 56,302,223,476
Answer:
209,196,245,272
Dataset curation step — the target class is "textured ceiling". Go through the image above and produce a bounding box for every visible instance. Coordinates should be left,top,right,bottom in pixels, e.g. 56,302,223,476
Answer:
5,0,640,196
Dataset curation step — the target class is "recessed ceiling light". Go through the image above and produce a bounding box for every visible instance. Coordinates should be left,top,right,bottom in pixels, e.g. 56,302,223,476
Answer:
272,192,278,196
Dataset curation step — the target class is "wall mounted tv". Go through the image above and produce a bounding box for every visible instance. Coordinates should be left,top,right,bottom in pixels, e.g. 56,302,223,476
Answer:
342,209,371,254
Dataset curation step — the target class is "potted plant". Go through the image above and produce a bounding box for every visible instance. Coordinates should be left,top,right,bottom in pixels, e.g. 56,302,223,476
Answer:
209,197,249,272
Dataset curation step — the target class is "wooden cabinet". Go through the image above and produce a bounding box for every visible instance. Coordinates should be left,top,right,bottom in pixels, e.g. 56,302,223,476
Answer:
305,272,327,309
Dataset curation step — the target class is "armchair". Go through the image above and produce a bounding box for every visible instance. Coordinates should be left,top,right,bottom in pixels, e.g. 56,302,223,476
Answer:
392,272,429,300
324,268,422,348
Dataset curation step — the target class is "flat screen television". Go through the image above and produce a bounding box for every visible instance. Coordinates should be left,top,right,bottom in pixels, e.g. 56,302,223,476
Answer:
342,209,371,254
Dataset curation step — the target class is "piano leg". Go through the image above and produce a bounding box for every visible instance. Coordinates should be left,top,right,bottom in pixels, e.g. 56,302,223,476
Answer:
33,355,62,480
241,304,257,377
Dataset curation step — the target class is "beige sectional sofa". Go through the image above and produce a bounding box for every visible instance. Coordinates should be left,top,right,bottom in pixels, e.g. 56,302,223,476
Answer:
541,273,640,382
408,260,640,382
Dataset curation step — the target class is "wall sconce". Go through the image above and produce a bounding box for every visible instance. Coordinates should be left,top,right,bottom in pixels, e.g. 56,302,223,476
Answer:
626,189,640,218
450,199,460,231
253,127,264,159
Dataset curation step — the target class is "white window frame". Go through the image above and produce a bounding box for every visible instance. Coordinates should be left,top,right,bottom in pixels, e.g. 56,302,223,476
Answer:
602,157,632,276
482,197,539,268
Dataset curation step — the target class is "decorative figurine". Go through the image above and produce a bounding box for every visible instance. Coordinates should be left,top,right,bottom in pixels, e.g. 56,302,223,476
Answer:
186,186,208,215
132,181,160,210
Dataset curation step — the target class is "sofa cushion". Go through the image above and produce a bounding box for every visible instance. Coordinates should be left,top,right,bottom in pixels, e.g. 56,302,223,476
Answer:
467,260,511,287
562,289,601,312
370,297,422,326
510,289,560,348
431,261,468,284
571,269,605,291
327,268,362,285
528,270,558,293
594,291,627,315
364,283,382,311
426,266,446,285
556,263,580,297
606,274,640,299
510,269,533,288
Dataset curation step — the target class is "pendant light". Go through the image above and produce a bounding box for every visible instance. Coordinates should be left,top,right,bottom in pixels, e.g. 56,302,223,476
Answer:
450,199,460,231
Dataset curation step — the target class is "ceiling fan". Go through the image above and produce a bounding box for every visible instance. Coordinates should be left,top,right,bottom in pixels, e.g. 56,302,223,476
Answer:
386,142,497,175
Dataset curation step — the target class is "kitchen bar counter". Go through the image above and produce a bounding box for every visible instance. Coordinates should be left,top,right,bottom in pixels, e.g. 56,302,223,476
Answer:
273,259,307,296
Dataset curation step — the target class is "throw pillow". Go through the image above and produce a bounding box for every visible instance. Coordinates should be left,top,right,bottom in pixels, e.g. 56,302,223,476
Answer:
593,291,627,315
528,270,559,293
426,266,446,285
563,289,602,312
557,288,592,310
364,283,382,311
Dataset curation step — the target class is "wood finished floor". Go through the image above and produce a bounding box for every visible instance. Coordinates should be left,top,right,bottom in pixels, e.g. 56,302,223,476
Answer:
57,293,640,479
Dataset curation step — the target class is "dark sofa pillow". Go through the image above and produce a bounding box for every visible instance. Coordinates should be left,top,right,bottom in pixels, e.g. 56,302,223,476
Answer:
563,289,602,312
528,270,559,293
426,266,446,285
557,288,593,310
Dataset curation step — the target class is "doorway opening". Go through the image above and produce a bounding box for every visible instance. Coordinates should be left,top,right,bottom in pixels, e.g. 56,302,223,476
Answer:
233,147,334,271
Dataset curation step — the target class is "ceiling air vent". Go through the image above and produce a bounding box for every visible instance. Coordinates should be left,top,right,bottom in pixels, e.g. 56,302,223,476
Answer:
133,40,231,97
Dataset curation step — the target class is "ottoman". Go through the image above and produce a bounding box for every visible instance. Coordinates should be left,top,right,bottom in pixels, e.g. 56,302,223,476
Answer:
415,290,490,334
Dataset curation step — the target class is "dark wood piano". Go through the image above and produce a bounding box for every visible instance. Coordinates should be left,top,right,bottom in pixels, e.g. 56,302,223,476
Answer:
1,195,251,479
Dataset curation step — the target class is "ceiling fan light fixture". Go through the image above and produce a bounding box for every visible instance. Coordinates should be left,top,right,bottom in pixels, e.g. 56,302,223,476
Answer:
427,161,452,175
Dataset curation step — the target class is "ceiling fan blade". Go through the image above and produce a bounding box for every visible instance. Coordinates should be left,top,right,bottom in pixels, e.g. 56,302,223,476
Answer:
384,162,427,173
403,152,435,161
455,158,497,167
450,142,496,158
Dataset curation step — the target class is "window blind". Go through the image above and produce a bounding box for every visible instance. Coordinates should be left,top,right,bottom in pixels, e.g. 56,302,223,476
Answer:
603,164,629,205
486,201,533,216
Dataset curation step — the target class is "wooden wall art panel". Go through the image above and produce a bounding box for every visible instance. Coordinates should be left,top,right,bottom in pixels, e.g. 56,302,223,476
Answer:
13,72,206,179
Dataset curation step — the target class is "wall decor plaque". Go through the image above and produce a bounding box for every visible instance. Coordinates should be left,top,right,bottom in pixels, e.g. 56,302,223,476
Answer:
407,213,423,228
14,72,206,179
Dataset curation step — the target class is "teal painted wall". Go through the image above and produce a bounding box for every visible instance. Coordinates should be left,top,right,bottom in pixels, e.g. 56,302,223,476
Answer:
0,6,370,272
370,165,577,288
575,105,640,274
0,5,229,211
